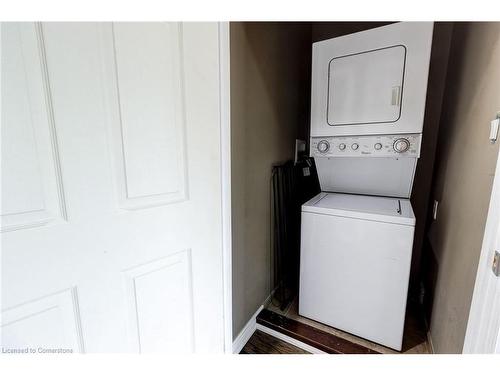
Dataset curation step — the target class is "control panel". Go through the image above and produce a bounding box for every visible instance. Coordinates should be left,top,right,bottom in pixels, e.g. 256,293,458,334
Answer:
311,134,421,158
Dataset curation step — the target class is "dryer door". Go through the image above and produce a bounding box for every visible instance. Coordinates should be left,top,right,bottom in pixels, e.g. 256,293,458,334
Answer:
327,45,406,126
311,22,433,137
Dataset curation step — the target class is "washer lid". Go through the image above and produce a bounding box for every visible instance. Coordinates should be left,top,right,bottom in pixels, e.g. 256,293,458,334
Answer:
302,192,415,226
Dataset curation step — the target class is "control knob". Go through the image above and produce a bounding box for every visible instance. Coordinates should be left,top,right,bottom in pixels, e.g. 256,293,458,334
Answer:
393,138,410,153
317,140,330,153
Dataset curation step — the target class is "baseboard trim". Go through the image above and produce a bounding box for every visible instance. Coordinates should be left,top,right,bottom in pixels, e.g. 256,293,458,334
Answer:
256,323,326,354
232,305,264,354
427,329,435,354
423,313,435,354
263,286,278,307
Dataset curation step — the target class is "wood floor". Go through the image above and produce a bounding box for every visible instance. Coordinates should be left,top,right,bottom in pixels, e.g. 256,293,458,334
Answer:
239,293,431,354
240,330,310,354
265,297,432,354
256,309,379,354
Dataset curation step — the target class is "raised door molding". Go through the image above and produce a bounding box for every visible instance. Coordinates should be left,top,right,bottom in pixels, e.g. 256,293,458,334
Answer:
1,288,85,353
1,23,67,231
122,250,195,353
100,23,188,211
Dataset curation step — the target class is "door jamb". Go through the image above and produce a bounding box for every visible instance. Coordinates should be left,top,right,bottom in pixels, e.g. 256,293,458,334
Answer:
463,145,500,353
218,21,233,354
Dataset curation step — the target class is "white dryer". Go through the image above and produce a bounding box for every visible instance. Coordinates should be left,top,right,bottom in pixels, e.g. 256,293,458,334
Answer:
310,22,433,137
309,22,434,198
299,22,433,351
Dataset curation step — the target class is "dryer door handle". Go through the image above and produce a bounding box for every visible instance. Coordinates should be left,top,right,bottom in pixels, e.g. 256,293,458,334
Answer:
391,86,401,106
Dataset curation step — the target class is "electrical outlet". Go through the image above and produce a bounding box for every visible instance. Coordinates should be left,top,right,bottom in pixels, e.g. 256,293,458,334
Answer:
432,200,439,220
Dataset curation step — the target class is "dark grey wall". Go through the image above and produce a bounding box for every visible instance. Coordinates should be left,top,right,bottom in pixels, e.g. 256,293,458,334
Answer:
230,22,311,338
424,22,500,353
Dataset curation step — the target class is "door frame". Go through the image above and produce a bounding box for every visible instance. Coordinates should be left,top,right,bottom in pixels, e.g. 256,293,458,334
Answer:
218,21,233,353
463,145,500,353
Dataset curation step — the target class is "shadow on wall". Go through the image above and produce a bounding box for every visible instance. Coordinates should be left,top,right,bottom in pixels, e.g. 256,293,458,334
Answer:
409,23,454,297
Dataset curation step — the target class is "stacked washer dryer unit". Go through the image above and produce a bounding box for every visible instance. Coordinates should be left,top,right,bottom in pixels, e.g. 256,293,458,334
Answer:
299,22,434,351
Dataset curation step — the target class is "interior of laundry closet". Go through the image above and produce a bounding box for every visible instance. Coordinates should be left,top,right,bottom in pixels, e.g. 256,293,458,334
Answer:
230,22,500,353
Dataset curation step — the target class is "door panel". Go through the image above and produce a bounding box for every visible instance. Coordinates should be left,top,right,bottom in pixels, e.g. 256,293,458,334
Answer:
101,23,187,209
1,22,224,353
1,289,84,353
1,23,66,232
122,250,194,353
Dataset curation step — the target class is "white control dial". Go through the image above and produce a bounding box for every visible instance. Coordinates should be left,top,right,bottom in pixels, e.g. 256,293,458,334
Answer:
317,140,330,153
393,138,410,153
374,143,382,150
339,143,346,150
351,143,359,150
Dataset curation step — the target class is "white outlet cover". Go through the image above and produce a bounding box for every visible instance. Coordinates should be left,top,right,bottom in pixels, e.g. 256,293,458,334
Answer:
490,118,499,143
433,200,439,220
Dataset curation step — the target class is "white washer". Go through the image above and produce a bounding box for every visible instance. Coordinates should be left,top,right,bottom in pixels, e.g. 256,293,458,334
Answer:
299,192,415,350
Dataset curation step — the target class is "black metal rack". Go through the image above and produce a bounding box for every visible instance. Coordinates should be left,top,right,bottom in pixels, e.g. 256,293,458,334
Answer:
271,157,320,311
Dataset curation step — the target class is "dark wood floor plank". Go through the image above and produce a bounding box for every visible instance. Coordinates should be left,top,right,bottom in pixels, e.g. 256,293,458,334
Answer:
256,309,379,354
240,330,309,354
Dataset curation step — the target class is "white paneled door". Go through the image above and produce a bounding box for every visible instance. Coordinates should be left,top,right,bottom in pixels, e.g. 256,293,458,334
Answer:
1,22,227,353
